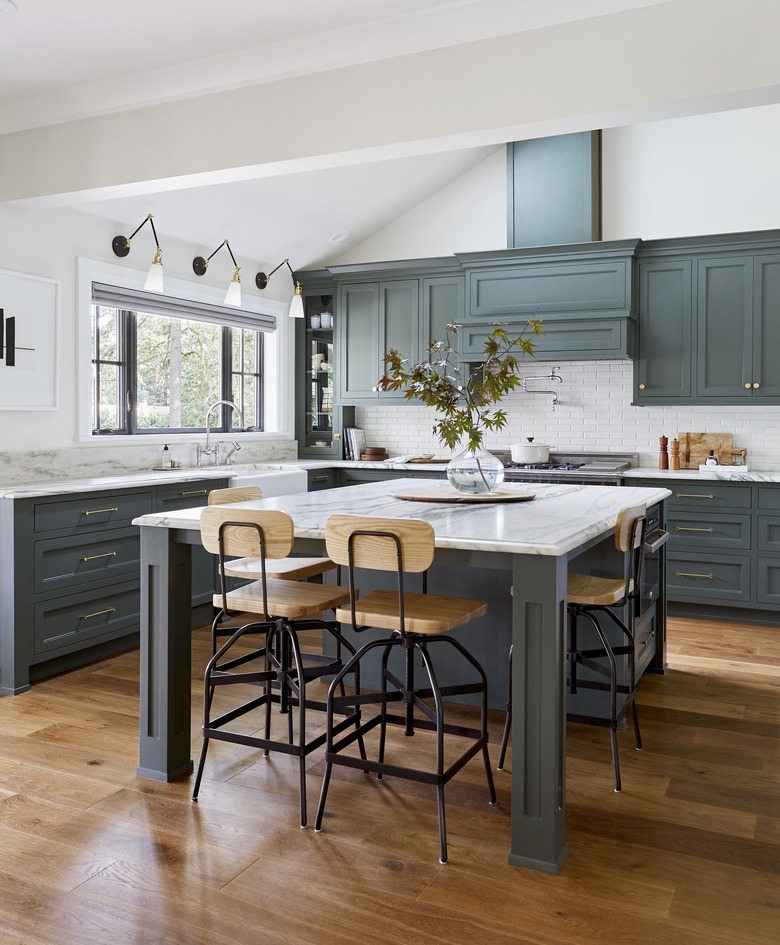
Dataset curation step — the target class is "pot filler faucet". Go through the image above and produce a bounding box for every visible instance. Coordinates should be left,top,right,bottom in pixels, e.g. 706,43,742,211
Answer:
521,366,563,410
196,400,244,466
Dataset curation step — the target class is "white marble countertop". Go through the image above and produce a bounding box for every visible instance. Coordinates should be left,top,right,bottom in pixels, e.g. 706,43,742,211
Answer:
625,466,780,482
132,477,672,557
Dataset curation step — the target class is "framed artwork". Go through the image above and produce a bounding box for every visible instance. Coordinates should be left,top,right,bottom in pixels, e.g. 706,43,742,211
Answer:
0,268,58,410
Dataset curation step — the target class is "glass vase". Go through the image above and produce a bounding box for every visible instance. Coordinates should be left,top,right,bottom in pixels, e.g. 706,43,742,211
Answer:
446,446,505,495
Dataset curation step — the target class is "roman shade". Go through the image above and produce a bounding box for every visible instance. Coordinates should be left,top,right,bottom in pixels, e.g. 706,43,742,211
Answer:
92,282,277,332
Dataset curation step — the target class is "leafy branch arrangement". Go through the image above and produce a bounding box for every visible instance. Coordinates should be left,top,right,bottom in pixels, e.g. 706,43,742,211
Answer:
380,320,543,453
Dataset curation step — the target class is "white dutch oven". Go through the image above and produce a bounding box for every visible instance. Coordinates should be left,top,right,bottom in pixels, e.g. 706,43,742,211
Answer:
509,438,551,463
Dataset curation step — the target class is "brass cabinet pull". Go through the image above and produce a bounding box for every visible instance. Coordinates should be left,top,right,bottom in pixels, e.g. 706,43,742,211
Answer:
638,383,646,390
675,526,714,533
80,551,117,562
83,507,119,515
744,383,751,389
675,571,713,580
753,382,760,389
675,493,714,499
310,476,329,482
178,489,208,496
80,607,117,620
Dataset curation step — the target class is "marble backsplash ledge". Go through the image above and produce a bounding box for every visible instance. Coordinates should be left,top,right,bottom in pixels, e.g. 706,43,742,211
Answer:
0,439,298,484
355,360,780,470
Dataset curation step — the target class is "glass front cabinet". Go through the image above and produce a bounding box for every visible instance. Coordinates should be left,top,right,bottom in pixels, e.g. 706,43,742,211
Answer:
296,274,353,458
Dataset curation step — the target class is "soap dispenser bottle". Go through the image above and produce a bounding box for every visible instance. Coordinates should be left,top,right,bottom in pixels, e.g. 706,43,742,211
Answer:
705,449,718,466
161,443,172,469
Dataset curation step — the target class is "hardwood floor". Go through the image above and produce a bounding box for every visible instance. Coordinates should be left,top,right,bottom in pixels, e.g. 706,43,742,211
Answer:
0,617,777,945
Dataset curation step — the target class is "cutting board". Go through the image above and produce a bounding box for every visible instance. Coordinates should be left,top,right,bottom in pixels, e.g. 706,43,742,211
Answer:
678,432,733,468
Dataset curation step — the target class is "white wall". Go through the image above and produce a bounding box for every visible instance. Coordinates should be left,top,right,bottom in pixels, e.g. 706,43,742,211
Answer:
0,203,296,468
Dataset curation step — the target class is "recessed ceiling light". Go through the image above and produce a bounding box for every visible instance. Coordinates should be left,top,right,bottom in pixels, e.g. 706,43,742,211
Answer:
0,0,17,15
328,230,350,244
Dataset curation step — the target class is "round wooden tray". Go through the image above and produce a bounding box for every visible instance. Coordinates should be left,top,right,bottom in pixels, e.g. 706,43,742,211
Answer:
392,485,535,504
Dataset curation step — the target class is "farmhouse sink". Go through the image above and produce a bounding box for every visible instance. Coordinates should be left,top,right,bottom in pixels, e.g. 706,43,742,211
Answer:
227,468,308,497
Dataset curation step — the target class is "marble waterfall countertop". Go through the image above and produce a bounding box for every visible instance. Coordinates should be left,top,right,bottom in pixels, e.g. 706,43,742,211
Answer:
133,477,672,557
624,466,780,482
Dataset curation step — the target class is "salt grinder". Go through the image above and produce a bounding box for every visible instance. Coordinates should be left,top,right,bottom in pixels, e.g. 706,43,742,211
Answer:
659,435,669,469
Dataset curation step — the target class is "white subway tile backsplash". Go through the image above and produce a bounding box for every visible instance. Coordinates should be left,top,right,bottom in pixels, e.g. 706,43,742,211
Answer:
356,360,780,469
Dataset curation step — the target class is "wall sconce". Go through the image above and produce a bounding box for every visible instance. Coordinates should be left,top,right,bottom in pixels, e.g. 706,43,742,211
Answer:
112,213,164,293
255,258,304,318
192,240,242,307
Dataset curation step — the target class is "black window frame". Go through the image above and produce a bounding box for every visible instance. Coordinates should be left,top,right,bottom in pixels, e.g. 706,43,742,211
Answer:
91,286,272,437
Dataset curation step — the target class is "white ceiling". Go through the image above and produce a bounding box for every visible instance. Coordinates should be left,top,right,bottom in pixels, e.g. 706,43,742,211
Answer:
0,0,681,269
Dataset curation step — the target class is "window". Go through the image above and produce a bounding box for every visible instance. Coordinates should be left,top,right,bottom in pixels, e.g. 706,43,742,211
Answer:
91,283,274,436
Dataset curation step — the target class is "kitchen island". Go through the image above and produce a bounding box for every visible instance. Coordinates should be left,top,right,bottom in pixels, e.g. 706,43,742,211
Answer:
133,476,671,873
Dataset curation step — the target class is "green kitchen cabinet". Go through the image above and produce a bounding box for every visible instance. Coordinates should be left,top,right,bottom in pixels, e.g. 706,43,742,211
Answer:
336,279,419,403
635,231,780,405
634,258,693,401
696,252,780,400
296,274,355,459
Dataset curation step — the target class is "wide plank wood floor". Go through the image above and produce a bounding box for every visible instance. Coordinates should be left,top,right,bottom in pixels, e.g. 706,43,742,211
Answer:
0,616,777,945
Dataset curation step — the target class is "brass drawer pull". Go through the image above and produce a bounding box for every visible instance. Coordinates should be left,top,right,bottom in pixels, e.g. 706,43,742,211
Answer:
80,607,117,620
80,552,118,562
83,507,119,515
675,493,714,499
675,571,713,580
311,476,329,482
178,489,208,496
675,527,714,533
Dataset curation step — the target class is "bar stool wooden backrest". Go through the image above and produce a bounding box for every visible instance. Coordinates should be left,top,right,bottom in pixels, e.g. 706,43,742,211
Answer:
325,513,437,637
613,503,647,605
208,485,263,505
201,506,294,614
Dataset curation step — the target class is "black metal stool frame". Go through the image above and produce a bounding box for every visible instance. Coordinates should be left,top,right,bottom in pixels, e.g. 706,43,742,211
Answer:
314,527,497,864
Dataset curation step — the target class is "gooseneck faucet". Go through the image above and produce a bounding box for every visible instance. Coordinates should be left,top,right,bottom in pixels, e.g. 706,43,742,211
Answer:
197,400,244,466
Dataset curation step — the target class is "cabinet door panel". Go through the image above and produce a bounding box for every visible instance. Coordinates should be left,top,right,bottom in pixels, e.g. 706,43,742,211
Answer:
337,283,380,401
380,280,419,401
667,552,750,602
753,253,780,397
636,260,692,400
695,256,752,398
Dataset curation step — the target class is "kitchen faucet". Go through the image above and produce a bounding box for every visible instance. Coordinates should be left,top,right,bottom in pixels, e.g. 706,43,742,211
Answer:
522,367,563,410
196,400,244,466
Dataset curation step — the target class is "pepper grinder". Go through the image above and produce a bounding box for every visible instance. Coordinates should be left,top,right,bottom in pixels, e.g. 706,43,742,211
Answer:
670,438,680,470
659,435,669,469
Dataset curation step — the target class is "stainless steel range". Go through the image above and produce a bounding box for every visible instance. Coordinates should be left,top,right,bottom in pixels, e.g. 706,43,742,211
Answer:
494,450,639,486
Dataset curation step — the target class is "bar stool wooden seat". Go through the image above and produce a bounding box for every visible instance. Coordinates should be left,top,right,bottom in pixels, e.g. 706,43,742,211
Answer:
498,504,647,792
314,513,497,864
192,506,361,827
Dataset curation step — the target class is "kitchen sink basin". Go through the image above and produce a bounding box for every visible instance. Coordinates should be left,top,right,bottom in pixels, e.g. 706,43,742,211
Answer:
227,468,308,497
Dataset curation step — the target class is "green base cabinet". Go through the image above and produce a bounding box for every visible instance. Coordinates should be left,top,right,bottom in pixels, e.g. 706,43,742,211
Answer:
635,477,780,625
0,478,225,694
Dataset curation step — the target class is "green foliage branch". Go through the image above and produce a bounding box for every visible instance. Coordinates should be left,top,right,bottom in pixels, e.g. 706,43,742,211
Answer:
380,320,543,453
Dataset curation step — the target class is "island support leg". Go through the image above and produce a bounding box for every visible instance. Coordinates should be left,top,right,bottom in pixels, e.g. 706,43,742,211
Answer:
137,526,194,781
508,553,568,873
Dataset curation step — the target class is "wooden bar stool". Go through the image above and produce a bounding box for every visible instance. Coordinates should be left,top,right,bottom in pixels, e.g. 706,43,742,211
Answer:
314,513,497,864
192,506,362,828
498,504,647,792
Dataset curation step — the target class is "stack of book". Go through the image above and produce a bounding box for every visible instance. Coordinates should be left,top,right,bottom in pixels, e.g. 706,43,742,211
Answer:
342,426,366,460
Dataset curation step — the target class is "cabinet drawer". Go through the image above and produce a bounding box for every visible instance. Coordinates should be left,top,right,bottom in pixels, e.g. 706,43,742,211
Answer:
34,491,152,534
667,511,750,551
34,580,140,655
34,527,140,594
756,557,780,604
667,552,750,602
667,483,751,510
307,470,338,491
155,480,221,511
756,486,780,510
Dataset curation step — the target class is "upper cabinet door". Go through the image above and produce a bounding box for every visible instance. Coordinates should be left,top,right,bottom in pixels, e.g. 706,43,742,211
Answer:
695,256,753,399
380,279,419,385
635,259,693,402
336,282,380,402
753,253,780,398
